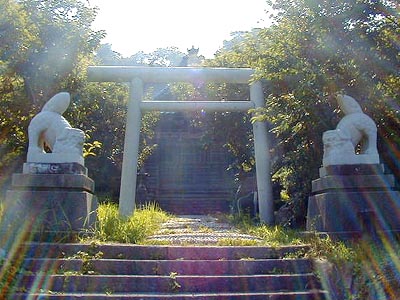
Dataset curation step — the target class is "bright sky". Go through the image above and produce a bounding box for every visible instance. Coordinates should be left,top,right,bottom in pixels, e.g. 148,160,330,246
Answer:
89,0,271,58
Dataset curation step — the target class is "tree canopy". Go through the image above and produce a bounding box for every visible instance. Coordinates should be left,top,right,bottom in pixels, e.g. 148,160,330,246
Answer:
0,0,104,176
0,0,170,195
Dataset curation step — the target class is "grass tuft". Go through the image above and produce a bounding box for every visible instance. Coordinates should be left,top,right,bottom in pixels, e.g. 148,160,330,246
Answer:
247,225,304,247
227,213,305,247
303,234,355,262
88,202,170,244
216,238,260,246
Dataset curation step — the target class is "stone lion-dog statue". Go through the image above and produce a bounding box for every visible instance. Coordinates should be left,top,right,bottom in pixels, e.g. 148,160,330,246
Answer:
322,94,379,166
27,92,85,164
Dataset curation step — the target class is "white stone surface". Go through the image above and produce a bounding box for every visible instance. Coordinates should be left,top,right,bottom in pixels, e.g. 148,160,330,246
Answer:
25,153,84,166
27,92,85,165
322,94,379,166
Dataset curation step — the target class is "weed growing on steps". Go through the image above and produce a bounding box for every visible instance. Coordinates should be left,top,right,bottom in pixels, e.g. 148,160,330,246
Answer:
226,213,304,246
168,272,181,292
85,202,170,244
71,250,103,275
227,212,353,261
197,225,215,233
247,226,305,247
142,239,173,245
216,238,260,246
303,234,354,263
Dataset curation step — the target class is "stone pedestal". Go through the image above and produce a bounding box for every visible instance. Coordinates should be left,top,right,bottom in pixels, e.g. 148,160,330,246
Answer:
307,164,400,239
2,163,98,241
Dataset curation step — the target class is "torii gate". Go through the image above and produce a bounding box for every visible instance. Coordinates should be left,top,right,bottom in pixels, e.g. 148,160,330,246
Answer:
88,66,274,224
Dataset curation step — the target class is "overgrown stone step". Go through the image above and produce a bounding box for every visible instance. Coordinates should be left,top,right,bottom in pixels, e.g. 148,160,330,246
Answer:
18,273,322,293
22,243,310,260
23,258,314,275
8,243,327,300
15,291,328,300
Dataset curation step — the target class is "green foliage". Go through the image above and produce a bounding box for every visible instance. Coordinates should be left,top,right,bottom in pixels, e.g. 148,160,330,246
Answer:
303,235,355,263
168,272,182,292
212,0,400,225
0,0,104,178
216,238,259,246
248,226,305,247
1,0,104,102
138,111,160,169
130,47,186,67
83,140,102,158
68,82,130,194
0,0,173,195
230,214,305,246
90,203,170,244
95,44,187,67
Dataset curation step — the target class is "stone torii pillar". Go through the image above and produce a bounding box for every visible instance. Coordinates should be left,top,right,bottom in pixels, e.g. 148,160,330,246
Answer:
88,66,274,224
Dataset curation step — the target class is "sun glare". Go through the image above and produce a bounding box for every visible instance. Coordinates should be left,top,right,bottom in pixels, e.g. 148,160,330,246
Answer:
89,0,271,57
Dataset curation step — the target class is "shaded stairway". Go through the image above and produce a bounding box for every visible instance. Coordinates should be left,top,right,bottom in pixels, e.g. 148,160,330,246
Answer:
6,243,329,299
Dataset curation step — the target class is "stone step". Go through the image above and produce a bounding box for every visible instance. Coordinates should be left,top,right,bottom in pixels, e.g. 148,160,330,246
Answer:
21,243,310,260
156,200,231,214
6,243,327,300
22,258,314,275
18,273,322,293
159,220,233,230
14,291,328,300
146,232,263,245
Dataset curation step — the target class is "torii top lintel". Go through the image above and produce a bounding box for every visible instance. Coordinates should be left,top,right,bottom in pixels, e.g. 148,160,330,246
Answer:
87,66,254,84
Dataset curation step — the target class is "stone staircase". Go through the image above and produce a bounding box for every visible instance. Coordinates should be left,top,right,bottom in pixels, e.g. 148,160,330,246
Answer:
4,242,328,299
156,195,231,215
